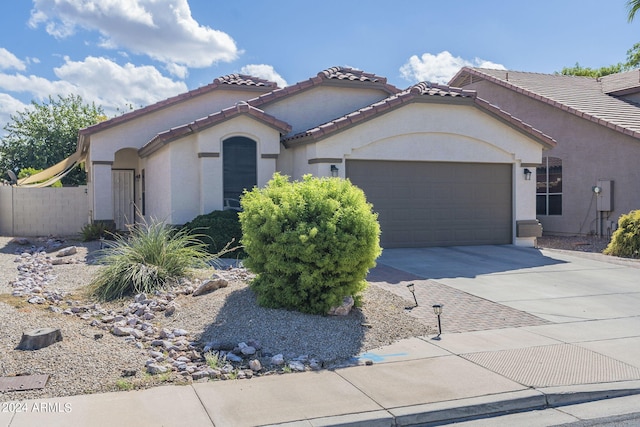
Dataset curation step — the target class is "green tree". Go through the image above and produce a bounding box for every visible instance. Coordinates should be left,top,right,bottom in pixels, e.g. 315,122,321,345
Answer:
628,0,640,22
0,94,105,186
558,62,625,78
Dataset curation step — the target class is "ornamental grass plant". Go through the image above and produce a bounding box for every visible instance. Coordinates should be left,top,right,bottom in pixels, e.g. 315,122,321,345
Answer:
89,218,213,300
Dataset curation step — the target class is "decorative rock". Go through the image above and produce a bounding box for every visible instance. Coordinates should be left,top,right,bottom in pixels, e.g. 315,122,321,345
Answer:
191,370,209,380
225,352,243,363
56,246,77,257
249,359,262,372
238,342,256,356
192,275,228,296
27,296,45,304
271,354,285,366
288,360,305,372
172,328,188,337
147,364,168,375
327,295,354,316
17,327,63,350
112,326,134,336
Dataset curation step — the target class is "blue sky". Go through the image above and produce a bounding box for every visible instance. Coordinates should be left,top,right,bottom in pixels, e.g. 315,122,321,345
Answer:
1,0,639,134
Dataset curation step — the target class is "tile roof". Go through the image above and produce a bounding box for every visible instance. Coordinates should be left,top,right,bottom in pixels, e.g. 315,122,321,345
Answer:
77,74,278,152
282,82,556,149
248,66,400,109
213,73,279,87
449,67,640,139
138,101,291,158
600,69,640,95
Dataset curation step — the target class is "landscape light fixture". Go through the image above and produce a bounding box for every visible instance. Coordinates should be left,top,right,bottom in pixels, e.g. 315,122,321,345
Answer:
432,304,443,340
523,168,532,181
405,283,418,309
330,164,339,177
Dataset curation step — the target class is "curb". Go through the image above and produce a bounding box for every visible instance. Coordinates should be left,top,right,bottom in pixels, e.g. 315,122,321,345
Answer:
267,381,640,427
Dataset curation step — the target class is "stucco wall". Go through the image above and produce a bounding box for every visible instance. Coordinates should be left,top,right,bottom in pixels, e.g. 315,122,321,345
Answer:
143,115,283,225
467,80,640,235
285,101,544,245
262,85,391,136
0,186,89,236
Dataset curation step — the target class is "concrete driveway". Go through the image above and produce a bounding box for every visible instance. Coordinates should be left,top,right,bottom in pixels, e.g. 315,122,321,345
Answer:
376,245,640,324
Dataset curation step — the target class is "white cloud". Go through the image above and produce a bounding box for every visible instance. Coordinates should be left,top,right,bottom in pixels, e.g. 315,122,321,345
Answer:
240,64,288,87
53,56,188,114
165,63,188,79
0,93,29,134
0,48,26,71
29,0,239,68
400,51,506,84
0,56,187,122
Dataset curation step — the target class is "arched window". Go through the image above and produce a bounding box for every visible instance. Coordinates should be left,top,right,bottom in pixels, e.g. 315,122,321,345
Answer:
223,137,256,207
536,157,562,216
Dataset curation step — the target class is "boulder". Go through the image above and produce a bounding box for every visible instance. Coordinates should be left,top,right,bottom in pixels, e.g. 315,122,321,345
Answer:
192,274,228,297
17,327,63,350
327,295,354,316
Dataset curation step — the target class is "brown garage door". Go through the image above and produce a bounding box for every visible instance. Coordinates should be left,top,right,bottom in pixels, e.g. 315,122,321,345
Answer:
346,160,512,248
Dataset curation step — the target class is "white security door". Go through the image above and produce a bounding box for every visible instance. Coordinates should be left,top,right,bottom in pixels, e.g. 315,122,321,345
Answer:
112,169,135,230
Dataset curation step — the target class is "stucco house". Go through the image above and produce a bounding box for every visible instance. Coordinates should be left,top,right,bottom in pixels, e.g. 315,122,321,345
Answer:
450,67,640,237
77,66,555,248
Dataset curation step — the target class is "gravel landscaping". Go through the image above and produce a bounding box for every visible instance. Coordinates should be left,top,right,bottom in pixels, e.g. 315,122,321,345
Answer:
0,234,615,402
0,236,430,402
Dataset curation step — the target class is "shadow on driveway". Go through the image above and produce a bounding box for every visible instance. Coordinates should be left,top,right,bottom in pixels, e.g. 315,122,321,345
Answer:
374,245,566,280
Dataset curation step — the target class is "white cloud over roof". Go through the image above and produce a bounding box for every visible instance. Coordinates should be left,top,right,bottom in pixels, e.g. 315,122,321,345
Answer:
0,54,187,120
240,64,288,88
400,51,506,84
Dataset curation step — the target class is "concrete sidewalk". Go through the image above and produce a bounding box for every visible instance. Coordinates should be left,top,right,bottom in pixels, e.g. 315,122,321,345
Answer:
3,246,640,426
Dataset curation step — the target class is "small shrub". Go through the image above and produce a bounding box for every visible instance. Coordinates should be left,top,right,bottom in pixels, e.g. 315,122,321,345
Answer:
182,210,244,258
205,351,226,369
89,218,212,300
80,221,115,241
604,210,640,258
239,173,382,315
115,379,134,391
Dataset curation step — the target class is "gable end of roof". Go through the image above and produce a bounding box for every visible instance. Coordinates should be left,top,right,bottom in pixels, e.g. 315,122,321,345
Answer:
139,102,291,158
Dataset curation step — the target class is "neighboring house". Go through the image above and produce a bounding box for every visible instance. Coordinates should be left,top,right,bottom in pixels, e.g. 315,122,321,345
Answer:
77,67,555,248
450,67,640,237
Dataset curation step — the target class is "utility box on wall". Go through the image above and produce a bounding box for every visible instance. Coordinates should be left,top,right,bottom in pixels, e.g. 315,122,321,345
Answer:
517,219,543,238
596,180,614,212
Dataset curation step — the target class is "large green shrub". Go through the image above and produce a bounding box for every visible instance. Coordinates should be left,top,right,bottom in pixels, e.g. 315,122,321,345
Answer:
182,210,244,258
89,218,212,300
239,173,382,315
604,210,640,258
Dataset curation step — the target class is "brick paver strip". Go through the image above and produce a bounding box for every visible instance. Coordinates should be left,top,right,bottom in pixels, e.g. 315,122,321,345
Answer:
368,263,550,333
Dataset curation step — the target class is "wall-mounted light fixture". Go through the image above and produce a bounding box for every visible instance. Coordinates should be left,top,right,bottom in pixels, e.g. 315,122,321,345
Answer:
523,168,532,181
330,165,339,177
592,186,602,194
432,304,443,340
